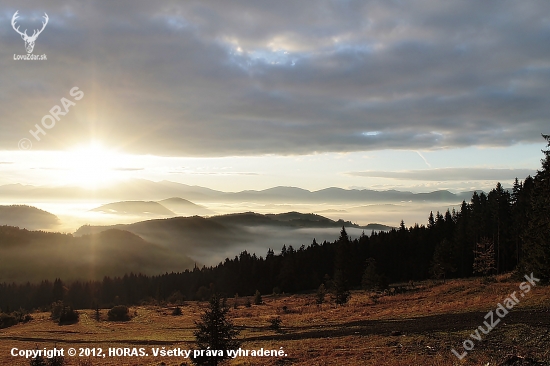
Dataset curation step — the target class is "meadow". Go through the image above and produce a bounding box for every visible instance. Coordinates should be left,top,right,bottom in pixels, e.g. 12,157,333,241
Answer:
1,274,549,366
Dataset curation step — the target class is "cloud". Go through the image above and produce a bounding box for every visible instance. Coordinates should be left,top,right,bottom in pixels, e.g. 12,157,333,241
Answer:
1,1,549,156
347,168,537,181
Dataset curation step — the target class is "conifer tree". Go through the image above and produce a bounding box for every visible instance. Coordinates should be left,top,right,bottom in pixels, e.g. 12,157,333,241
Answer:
316,283,326,305
333,227,351,305
361,258,387,290
521,134,550,283
333,269,350,305
193,293,240,366
473,237,496,276
430,239,456,282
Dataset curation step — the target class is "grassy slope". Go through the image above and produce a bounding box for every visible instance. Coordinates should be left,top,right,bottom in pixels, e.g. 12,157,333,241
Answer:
1,274,549,365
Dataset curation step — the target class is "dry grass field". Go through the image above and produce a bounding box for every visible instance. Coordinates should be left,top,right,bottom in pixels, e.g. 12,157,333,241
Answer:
1,274,550,366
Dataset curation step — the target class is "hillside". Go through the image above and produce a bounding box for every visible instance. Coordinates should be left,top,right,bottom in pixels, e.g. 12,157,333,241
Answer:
90,201,175,216
0,205,60,230
158,197,214,216
74,212,388,266
0,276,548,365
0,226,195,283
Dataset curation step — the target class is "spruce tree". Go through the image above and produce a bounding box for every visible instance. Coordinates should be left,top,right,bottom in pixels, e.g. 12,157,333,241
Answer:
333,227,351,305
473,237,496,276
193,293,240,366
430,239,456,282
333,269,350,305
521,134,550,283
362,258,386,291
316,284,326,305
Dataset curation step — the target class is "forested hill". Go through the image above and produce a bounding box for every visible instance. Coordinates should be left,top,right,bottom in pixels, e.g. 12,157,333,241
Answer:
1,135,549,311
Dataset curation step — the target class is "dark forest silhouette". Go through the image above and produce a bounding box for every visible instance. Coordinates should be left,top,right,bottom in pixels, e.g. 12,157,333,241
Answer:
1,135,549,312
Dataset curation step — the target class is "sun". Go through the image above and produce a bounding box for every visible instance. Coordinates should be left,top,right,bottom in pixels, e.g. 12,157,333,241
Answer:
61,142,127,189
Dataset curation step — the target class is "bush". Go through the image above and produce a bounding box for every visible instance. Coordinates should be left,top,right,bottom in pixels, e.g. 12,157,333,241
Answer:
29,355,47,366
0,313,18,329
51,301,79,325
269,316,282,332
172,306,182,316
167,290,184,305
50,301,64,321
28,353,65,366
316,284,326,305
254,290,262,305
107,305,130,321
48,354,66,366
58,306,79,325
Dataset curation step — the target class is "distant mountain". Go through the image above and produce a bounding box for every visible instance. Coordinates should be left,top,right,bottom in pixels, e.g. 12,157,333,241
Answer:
0,226,195,283
364,223,395,231
90,201,175,216
0,179,478,203
75,215,243,259
74,211,388,262
158,197,214,216
0,205,59,230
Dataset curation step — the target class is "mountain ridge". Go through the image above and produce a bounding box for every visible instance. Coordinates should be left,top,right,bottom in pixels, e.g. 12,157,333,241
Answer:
0,180,477,203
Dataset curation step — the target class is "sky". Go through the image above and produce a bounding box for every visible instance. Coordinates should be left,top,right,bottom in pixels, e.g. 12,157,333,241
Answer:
1,0,549,193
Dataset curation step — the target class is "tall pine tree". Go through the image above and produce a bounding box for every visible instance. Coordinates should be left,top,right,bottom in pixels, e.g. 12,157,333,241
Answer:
521,134,550,283
192,293,240,366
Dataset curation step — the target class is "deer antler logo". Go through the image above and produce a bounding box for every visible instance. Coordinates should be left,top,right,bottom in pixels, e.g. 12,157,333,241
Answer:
11,11,49,54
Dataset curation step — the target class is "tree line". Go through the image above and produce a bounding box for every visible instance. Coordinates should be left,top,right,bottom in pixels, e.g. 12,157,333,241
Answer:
1,135,549,312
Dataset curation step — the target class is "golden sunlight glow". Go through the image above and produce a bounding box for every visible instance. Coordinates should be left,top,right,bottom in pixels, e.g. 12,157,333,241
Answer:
60,142,127,189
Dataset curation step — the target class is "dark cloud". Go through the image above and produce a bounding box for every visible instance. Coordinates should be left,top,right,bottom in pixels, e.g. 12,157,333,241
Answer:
1,0,549,156
347,168,537,181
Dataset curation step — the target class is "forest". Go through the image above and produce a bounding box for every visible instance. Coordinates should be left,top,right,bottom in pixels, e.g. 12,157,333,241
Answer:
1,135,549,312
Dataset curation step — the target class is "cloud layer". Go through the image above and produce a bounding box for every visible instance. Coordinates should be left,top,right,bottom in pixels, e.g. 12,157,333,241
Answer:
348,168,537,181
1,0,549,156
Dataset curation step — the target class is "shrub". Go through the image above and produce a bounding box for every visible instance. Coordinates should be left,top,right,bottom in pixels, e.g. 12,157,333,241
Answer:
48,354,66,366
167,290,184,305
172,306,182,316
269,316,282,332
50,301,64,321
0,313,18,329
58,306,79,325
29,355,47,366
29,353,66,366
254,290,262,305
107,305,130,321
316,284,326,305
